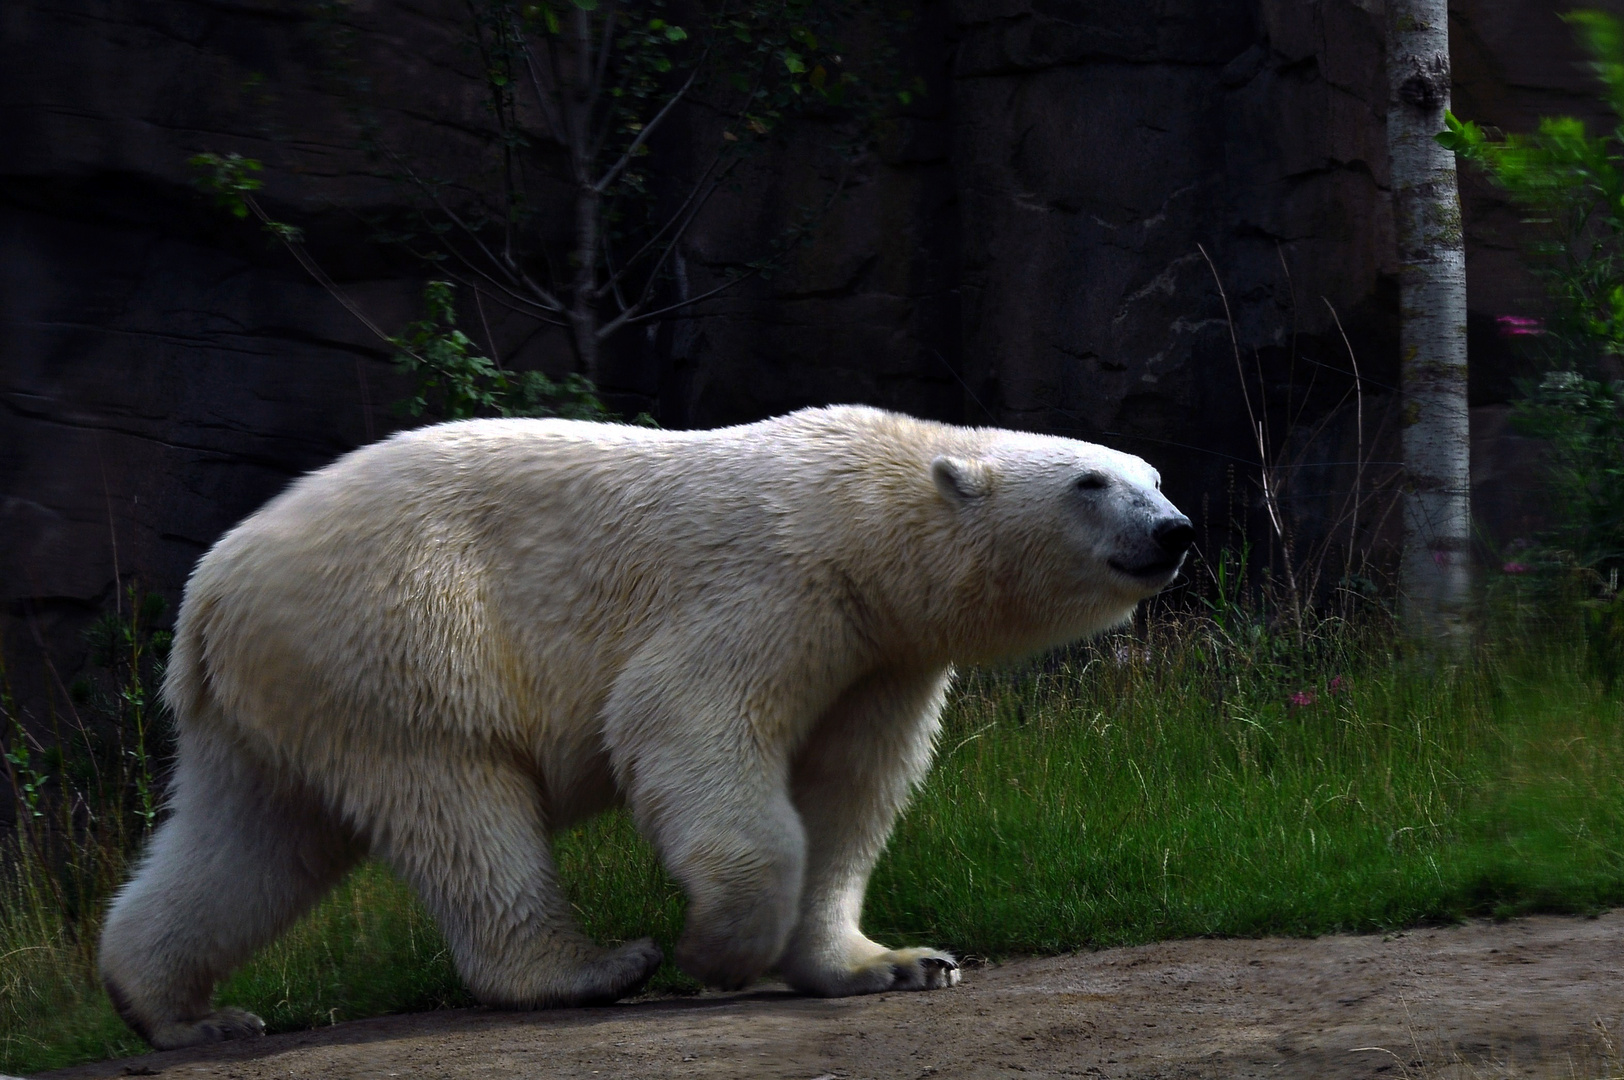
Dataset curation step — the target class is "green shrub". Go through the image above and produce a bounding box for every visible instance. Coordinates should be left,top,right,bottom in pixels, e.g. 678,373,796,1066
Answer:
1440,10,1624,583
389,280,617,422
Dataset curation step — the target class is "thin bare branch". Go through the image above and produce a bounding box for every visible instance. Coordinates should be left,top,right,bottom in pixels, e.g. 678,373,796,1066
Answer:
516,30,568,145
1324,297,1367,579
546,28,577,151
393,212,568,322
447,269,571,327
595,62,704,194
597,154,735,296
601,230,631,313
597,270,731,338
473,287,502,368
393,149,571,310
244,196,397,348
621,170,746,318
1198,242,1302,638
606,155,858,337
385,149,567,313
586,0,618,125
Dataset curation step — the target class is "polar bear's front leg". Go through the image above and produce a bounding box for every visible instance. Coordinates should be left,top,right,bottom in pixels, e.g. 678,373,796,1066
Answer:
606,644,811,991
617,740,807,989
779,667,962,996
645,779,807,990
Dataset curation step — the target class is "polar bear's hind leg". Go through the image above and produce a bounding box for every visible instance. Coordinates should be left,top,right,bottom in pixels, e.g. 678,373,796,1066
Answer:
358,751,663,1008
98,732,359,1050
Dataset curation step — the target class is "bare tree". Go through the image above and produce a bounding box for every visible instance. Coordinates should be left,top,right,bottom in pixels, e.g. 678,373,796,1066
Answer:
393,1,884,385
193,4,904,425
1387,0,1471,637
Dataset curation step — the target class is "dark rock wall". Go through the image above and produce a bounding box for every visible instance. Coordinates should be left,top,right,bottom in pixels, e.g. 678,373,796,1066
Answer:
0,0,1605,705
952,0,1395,540
1,0,419,707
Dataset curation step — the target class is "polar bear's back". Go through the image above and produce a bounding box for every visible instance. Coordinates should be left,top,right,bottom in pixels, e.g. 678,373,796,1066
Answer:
161,409,968,767
167,421,710,750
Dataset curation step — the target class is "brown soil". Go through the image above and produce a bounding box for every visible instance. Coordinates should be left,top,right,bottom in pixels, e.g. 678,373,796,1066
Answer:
41,913,1624,1080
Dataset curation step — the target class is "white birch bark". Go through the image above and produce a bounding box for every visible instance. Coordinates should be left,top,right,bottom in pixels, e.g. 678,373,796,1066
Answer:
1387,0,1472,638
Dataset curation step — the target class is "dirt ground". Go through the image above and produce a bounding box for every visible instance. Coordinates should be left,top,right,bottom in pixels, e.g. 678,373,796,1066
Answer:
41,913,1624,1080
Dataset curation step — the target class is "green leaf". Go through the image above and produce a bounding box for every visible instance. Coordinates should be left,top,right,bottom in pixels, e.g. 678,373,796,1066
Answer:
388,281,615,423
1436,110,1485,155
664,25,687,41
1566,10,1624,121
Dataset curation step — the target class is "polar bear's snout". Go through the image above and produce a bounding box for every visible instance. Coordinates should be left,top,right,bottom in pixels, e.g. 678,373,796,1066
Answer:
1109,512,1195,583
1152,514,1196,566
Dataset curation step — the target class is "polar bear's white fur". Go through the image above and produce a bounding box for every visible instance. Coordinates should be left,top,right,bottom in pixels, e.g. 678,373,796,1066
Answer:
98,406,1191,1049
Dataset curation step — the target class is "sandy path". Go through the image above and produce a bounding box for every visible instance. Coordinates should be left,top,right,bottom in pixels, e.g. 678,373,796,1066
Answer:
43,913,1624,1080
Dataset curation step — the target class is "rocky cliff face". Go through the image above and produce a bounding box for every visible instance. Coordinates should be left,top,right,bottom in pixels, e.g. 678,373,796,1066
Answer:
0,0,1597,706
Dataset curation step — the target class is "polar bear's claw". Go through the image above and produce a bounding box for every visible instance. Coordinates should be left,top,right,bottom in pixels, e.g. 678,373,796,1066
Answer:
146,1007,265,1051
784,945,961,996
889,950,961,991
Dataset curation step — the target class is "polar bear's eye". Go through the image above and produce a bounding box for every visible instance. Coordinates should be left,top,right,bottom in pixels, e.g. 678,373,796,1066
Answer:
1075,472,1109,492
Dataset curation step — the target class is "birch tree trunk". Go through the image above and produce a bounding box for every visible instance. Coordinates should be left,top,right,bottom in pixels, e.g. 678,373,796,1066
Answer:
1387,0,1472,638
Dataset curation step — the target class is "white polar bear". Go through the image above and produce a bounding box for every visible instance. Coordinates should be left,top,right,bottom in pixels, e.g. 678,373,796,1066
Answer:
98,405,1192,1049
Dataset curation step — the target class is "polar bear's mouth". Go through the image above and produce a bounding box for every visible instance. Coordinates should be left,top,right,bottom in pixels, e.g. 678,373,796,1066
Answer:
1108,557,1182,581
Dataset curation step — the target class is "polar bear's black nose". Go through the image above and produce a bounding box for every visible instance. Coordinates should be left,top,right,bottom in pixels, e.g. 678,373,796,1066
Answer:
1154,516,1196,559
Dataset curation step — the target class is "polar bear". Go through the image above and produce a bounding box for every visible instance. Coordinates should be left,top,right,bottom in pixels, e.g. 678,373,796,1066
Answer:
98,405,1192,1049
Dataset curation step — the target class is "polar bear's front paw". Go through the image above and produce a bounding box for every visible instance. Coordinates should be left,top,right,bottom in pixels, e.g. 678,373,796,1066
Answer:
783,945,961,997
146,1007,265,1050
890,950,961,990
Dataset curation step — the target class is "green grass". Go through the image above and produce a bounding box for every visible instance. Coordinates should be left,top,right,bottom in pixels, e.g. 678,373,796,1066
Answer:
872,636,1624,951
4,621,1624,1074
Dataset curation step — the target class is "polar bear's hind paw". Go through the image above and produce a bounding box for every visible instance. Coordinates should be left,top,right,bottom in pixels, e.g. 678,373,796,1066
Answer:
573,937,665,1006
146,1007,265,1051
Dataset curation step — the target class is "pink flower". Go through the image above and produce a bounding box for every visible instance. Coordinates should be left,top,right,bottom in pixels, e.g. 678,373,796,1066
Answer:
1328,675,1345,694
1496,315,1545,336
1503,561,1529,574
1290,690,1317,707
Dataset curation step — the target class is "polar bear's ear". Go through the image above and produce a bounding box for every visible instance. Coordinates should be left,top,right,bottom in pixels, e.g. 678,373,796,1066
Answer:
931,455,992,503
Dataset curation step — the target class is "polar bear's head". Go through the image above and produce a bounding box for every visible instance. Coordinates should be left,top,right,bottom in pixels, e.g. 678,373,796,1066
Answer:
930,433,1193,654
